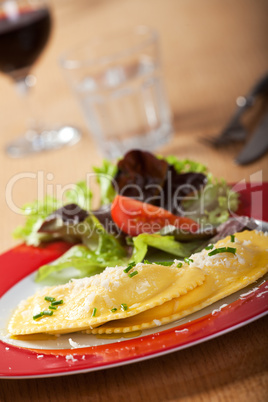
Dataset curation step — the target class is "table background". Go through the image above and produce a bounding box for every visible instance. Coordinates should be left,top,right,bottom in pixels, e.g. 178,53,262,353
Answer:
0,0,267,400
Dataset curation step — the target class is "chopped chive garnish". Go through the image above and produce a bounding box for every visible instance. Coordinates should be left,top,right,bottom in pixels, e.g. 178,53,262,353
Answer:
51,300,63,306
157,261,173,266
49,306,57,310
129,270,138,278
111,308,117,313
205,244,214,250
124,266,132,273
33,312,44,320
177,262,183,268
226,247,236,254
143,261,173,267
218,247,228,252
208,247,236,256
120,303,128,311
92,308,97,317
230,235,235,242
208,249,219,256
184,258,193,265
43,310,53,316
124,262,136,273
44,296,56,302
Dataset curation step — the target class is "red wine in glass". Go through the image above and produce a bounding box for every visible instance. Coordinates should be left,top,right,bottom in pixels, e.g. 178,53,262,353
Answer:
0,2,80,157
0,7,52,78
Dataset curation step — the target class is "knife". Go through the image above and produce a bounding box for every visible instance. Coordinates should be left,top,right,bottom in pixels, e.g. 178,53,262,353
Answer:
236,110,268,165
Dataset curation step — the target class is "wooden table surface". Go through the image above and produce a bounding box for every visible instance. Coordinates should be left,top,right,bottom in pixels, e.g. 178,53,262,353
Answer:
0,0,267,400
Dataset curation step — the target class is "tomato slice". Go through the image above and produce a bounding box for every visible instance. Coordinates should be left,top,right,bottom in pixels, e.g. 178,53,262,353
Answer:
111,195,199,236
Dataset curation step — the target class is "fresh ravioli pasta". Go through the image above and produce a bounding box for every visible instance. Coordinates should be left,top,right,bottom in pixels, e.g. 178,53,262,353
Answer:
8,230,268,336
8,263,205,335
89,230,268,334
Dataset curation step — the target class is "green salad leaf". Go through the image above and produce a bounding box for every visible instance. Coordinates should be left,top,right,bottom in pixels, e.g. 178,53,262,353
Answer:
35,245,105,284
182,180,239,225
13,196,61,246
162,155,208,174
64,180,92,210
35,215,128,284
80,215,126,257
132,233,201,263
93,159,117,205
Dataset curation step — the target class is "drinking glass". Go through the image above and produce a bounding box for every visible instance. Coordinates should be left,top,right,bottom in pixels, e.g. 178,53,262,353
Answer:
61,26,173,159
0,0,81,157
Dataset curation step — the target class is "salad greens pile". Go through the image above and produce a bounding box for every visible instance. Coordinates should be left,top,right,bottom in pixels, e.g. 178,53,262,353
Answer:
13,150,239,284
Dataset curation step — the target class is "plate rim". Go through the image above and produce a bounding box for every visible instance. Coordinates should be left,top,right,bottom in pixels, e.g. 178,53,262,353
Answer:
2,308,267,380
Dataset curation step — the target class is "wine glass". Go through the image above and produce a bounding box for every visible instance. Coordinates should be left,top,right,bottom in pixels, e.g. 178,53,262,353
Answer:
0,0,81,157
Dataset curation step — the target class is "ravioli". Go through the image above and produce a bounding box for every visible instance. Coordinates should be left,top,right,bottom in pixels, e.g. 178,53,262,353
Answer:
8,263,205,335
89,230,268,334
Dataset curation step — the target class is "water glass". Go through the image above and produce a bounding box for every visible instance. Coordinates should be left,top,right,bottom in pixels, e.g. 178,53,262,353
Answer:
61,26,173,159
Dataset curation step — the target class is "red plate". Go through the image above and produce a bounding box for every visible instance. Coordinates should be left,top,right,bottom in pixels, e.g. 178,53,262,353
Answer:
0,182,267,379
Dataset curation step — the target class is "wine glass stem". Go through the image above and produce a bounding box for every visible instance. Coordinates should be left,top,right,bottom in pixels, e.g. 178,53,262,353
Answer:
15,75,42,134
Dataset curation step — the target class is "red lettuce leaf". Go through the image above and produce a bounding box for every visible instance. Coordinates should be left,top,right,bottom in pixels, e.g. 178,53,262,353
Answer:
114,150,207,214
38,204,89,233
114,149,169,201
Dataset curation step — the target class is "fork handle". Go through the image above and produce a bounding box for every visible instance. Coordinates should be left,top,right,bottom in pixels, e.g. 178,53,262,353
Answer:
224,73,268,130
250,72,268,97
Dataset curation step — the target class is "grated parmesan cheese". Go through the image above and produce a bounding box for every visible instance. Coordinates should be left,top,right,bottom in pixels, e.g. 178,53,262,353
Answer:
69,338,79,348
175,328,189,333
65,354,78,362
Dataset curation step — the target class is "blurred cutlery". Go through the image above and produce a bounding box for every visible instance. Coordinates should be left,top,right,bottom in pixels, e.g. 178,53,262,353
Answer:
236,110,268,165
201,72,268,147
